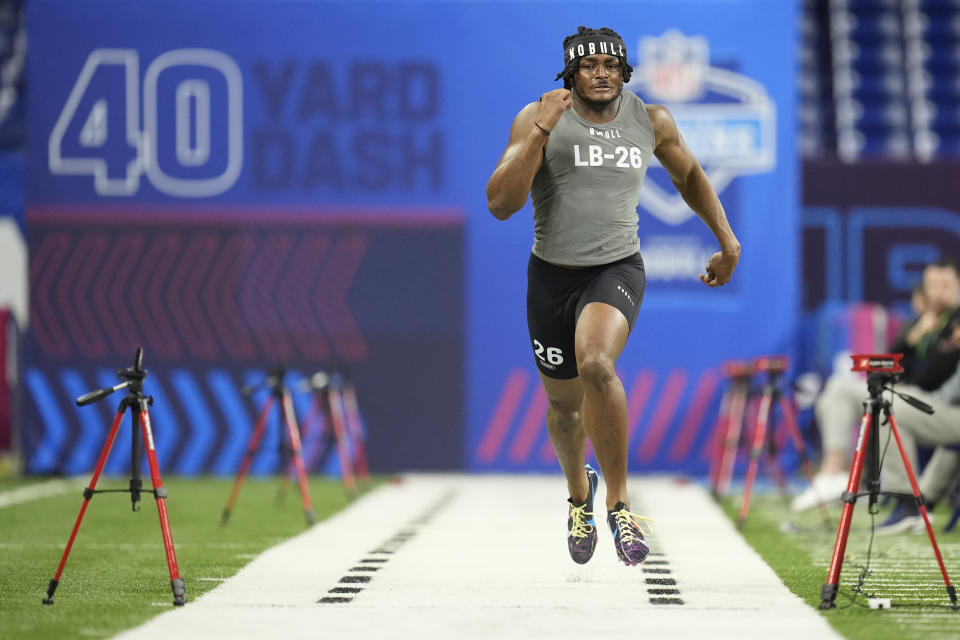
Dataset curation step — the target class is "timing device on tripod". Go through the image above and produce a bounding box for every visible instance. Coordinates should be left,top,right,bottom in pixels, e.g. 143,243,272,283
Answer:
819,353,957,610
299,369,369,493
220,367,315,526
709,359,754,499
736,355,828,528
710,356,828,527
42,347,186,607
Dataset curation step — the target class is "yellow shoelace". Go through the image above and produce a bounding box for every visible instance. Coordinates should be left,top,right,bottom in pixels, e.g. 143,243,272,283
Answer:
613,508,654,543
569,504,595,540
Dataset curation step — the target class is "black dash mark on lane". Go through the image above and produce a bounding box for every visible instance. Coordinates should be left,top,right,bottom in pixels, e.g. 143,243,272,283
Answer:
318,490,457,605
629,500,684,606
645,578,677,585
641,553,684,605
650,597,684,605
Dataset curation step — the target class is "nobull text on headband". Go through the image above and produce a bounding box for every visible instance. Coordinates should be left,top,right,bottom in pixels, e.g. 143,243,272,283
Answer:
564,35,627,64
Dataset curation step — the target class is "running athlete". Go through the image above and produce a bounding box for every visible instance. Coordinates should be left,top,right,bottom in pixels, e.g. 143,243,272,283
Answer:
486,26,740,566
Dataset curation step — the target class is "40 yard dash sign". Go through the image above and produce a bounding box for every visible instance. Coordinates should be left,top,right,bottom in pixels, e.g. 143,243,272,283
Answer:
48,48,243,198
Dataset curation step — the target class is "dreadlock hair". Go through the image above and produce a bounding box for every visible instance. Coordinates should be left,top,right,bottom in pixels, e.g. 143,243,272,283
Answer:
555,26,633,89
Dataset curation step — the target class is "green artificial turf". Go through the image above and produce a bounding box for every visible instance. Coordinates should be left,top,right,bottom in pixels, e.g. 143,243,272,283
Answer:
0,476,377,640
723,493,960,639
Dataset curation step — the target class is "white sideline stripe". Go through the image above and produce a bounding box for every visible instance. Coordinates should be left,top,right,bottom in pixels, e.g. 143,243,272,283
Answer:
113,475,841,640
0,542,271,550
0,478,86,508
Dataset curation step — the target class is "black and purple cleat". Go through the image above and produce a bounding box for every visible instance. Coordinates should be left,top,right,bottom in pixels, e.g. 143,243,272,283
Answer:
607,501,652,566
566,464,599,564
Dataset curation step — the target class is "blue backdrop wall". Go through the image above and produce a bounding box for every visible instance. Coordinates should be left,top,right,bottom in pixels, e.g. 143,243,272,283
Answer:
23,0,798,475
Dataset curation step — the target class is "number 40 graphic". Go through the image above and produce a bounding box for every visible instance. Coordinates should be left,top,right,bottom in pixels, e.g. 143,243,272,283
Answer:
48,48,243,197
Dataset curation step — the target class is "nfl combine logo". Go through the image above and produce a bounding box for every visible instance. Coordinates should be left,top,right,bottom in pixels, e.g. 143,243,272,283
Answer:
624,30,776,225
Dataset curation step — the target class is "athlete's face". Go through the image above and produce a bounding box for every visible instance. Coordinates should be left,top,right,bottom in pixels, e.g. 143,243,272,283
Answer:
572,54,623,108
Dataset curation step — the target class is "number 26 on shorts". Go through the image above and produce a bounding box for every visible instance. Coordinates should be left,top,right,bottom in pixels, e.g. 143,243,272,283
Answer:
533,340,564,365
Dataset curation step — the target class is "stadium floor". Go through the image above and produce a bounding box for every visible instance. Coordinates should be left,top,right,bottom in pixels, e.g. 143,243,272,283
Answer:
112,474,839,639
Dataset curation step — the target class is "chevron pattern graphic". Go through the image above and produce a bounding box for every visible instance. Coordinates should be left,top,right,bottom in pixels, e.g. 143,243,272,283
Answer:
30,229,369,363
474,366,723,472
23,366,352,475
23,210,466,475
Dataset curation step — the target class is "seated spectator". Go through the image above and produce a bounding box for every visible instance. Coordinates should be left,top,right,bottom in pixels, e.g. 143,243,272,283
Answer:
792,258,960,511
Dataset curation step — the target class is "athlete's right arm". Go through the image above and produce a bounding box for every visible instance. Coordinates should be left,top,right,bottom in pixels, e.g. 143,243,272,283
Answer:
486,89,571,220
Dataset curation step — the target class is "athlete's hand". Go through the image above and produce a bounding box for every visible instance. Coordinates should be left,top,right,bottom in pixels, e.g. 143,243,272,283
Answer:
537,89,572,131
700,250,738,288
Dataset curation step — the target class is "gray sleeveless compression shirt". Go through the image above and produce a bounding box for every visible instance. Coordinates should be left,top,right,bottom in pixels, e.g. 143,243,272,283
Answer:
530,92,655,266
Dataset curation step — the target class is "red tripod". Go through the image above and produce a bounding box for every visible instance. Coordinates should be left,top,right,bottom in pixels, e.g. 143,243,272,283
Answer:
301,371,356,492
339,375,370,484
738,355,828,528
221,368,315,526
710,360,754,497
820,354,957,610
42,348,186,607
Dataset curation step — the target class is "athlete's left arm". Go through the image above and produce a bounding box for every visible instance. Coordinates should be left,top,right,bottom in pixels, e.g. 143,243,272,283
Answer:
648,104,741,287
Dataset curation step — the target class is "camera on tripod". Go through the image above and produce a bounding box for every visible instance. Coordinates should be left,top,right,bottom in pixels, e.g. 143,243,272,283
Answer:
819,352,956,610
850,353,903,376
42,347,186,607
754,355,788,375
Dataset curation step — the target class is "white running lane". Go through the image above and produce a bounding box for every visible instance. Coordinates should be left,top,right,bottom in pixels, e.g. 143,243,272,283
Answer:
114,475,840,640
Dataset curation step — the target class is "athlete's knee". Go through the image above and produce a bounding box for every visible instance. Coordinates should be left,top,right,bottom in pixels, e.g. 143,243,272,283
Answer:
548,403,581,431
548,394,581,418
577,354,617,390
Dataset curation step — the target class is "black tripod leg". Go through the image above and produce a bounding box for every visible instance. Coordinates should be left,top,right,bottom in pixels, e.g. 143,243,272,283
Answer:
130,404,143,511
277,396,291,504
763,397,789,497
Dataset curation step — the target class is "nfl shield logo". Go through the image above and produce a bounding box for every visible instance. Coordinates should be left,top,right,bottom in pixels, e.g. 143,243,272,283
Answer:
625,30,776,225
643,30,708,102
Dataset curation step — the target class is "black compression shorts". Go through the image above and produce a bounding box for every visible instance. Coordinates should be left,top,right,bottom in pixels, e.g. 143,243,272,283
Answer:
526,252,645,379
